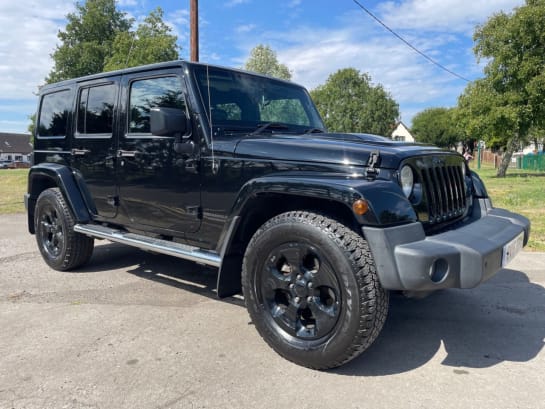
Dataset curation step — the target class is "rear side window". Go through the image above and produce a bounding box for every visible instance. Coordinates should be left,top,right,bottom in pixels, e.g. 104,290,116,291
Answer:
77,83,117,137
129,76,185,134
37,90,71,138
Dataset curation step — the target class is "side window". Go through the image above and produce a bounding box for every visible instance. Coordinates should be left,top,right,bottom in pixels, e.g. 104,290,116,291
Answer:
37,90,71,138
129,77,185,134
77,83,116,136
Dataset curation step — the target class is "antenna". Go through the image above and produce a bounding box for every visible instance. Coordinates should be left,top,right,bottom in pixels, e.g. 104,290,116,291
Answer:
125,34,136,68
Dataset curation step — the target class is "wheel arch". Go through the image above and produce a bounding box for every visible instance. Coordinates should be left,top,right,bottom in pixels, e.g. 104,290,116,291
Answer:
27,163,92,234
216,177,366,298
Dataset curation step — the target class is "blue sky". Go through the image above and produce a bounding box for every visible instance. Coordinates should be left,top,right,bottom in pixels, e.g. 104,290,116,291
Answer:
0,0,524,134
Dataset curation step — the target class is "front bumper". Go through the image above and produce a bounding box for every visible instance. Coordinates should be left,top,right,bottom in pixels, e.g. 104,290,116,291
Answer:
363,199,530,291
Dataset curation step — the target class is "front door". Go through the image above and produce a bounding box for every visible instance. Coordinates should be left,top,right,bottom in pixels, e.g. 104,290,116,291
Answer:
116,70,201,235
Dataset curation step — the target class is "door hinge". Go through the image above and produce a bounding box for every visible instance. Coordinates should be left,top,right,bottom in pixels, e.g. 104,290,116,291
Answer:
186,205,203,219
107,195,120,207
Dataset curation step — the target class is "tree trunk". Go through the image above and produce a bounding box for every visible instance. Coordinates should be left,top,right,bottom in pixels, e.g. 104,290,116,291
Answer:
496,136,519,177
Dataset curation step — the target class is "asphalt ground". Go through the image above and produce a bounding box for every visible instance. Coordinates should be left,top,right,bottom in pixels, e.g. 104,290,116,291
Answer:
1,213,544,409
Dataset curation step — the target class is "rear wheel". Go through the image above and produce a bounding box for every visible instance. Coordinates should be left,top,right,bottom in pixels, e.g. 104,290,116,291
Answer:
35,188,94,271
242,211,389,369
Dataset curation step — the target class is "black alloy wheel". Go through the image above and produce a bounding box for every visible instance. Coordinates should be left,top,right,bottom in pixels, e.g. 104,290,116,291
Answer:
242,211,389,369
260,242,341,340
35,188,94,271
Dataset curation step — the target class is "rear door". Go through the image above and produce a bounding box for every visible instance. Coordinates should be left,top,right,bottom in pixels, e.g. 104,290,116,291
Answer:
115,69,201,235
71,77,120,219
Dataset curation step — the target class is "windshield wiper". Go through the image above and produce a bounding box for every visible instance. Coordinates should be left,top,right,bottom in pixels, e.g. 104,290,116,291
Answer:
250,122,289,136
304,128,325,134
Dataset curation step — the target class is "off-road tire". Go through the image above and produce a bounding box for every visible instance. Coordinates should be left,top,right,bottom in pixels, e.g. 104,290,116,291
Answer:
35,188,94,271
242,211,389,369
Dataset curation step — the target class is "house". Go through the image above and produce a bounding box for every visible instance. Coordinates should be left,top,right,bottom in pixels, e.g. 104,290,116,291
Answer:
0,132,33,163
391,122,415,143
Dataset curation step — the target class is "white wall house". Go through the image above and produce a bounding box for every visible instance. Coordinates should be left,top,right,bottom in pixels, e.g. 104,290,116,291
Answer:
391,122,415,143
0,132,33,162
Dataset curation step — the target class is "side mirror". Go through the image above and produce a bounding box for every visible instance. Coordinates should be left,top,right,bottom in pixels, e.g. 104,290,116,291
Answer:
150,107,188,136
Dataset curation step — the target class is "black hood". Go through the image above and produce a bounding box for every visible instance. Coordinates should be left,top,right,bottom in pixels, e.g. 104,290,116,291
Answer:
233,132,452,169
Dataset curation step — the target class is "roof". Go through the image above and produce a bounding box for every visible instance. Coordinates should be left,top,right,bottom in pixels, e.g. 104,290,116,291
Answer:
391,121,412,134
0,132,32,154
40,59,296,92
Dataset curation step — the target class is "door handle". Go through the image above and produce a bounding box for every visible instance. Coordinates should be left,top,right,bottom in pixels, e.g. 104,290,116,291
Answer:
117,150,138,158
71,148,91,156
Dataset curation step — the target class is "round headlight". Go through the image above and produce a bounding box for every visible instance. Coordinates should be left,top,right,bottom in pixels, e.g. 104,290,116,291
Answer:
400,165,414,198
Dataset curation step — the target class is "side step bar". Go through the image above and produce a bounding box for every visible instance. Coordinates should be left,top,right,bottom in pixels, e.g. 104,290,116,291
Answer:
74,224,221,267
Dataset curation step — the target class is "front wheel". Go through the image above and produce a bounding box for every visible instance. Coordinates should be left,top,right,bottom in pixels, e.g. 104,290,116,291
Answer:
242,211,389,369
35,188,94,271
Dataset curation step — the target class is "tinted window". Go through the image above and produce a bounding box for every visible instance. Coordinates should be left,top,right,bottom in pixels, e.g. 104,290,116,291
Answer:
38,90,71,138
194,67,325,132
77,84,116,135
129,77,185,134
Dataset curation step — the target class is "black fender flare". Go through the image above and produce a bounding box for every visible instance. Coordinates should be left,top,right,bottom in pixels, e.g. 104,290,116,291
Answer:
27,163,93,233
215,175,417,297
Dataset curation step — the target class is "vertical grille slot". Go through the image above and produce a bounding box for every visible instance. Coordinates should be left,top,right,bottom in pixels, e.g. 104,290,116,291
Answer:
416,159,467,225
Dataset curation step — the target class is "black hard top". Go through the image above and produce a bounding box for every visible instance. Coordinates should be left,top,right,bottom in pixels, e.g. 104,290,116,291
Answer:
39,60,296,93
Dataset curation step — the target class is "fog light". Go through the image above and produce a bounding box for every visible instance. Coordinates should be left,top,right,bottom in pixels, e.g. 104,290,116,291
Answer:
429,258,449,283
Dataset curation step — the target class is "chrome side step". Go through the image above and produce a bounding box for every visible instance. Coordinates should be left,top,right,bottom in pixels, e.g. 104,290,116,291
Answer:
74,224,221,267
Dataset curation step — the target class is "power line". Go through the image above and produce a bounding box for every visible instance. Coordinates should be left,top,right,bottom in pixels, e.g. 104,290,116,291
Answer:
352,0,471,82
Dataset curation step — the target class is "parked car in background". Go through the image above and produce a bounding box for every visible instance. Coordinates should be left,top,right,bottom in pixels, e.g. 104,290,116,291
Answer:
0,160,14,169
11,161,30,169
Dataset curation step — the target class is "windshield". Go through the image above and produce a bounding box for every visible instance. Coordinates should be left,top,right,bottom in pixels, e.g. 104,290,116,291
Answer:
193,66,325,134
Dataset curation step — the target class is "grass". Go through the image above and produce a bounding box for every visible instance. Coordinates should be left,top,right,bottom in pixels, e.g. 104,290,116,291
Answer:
473,163,545,251
1,164,543,251
0,169,28,214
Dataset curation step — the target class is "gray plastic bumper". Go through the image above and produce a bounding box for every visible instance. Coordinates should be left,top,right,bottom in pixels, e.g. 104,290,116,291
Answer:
362,204,530,291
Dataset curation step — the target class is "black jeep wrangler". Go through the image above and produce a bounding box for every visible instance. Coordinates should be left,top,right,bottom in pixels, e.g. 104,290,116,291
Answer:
26,60,530,369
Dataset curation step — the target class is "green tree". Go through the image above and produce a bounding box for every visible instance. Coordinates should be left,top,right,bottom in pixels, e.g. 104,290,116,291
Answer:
458,0,545,177
46,0,132,83
104,7,179,71
244,44,291,80
310,68,399,135
412,107,459,148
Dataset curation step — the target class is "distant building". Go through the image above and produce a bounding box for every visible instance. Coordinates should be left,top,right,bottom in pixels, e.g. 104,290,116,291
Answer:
0,132,33,163
391,122,415,143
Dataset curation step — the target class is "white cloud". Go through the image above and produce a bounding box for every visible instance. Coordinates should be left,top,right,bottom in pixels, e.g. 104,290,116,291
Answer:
165,9,190,44
225,0,252,8
0,0,74,100
377,0,524,33
116,0,139,6
236,24,257,34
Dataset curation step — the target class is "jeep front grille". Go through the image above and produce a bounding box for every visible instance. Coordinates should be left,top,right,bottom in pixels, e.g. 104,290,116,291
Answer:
406,155,469,226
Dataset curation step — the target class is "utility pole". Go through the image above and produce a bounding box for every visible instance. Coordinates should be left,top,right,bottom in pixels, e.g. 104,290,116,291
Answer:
190,0,199,62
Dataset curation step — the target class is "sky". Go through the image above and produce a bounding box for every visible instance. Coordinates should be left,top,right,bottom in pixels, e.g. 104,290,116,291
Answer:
0,0,525,134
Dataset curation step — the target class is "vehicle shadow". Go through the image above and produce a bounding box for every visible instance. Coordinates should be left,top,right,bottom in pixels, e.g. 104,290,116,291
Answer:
80,244,545,374
335,268,545,376
79,241,245,307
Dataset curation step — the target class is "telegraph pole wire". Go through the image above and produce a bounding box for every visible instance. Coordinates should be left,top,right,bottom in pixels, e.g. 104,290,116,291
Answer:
352,0,470,82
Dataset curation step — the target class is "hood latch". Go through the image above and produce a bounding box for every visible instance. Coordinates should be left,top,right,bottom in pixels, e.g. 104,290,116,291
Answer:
366,150,380,179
